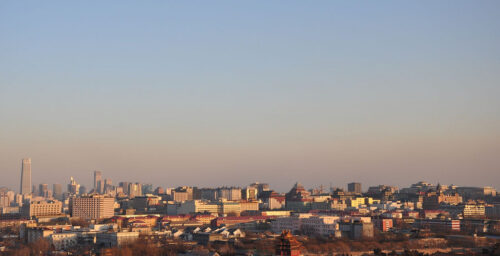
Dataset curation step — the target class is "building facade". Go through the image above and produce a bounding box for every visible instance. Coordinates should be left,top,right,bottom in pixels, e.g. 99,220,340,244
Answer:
94,171,102,193
70,195,115,220
348,182,362,194
22,200,62,218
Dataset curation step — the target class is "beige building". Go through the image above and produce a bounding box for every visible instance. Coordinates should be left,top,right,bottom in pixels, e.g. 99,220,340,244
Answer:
172,191,189,202
177,200,219,214
0,193,10,208
128,183,142,198
423,191,463,210
463,204,485,218
218,187,242,201
219,200,241,215
240,200,259,212
271,214,314,234
22,200,62,218
70,195,115,220
242,186,258,200
301,216,342,236
177,200,248,216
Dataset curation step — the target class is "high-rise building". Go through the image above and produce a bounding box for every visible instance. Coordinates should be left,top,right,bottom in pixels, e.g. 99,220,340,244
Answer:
70,195,115,220
200,188,218,201
172,190,189,202
128,183,142,198
94,171,102,193
53,184,63,200
20,158,32,195
250,182,270,195
0,193,10,207
348,182,362,194
243,186,258,200
119,182,129,195
68,177,80,195
217,187,242,201
142,184,154,194
172,186,193,202
39,184,49,197
32,185,38,197
79,186,87,195
103,179,113,193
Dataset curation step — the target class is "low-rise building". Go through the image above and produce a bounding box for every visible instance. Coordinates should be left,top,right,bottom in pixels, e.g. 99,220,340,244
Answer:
132,195,161,212
211,216,271,228
463,204,486,219
301,216,341,237
413,219,460,233
21,200,62,218
96,231,139,247
271,214,313,234
271,214,350,237
346,197,376,208
219,200,241,216
50,233,78,250
440,203,486,219
192,232,225,245
311,199,347,211
177,200,219,215
486,204,500,219
239,200,259,212
27,228,54,244
339,220,374,239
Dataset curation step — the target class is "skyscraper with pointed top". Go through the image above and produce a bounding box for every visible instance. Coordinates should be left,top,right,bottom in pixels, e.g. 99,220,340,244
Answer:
20,158,32,195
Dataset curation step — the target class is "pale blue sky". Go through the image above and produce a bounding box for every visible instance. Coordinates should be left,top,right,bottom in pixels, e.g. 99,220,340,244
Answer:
1,1,499,192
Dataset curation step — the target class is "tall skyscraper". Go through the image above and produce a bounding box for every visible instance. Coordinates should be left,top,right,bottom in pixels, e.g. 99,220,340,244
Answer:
94,170,102,193
20,158,32,195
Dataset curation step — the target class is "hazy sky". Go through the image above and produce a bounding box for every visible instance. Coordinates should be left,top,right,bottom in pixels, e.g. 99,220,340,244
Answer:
1,1,499,192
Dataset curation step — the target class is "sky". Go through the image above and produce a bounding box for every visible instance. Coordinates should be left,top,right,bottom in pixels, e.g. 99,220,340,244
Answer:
1,1,499,192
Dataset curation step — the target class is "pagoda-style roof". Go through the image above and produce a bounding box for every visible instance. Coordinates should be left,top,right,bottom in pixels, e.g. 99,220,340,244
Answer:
275,230,302,255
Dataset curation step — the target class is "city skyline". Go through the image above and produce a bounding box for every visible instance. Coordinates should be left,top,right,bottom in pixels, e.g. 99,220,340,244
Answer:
2,157,499,194
1,1,500,191
2,1,500,255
